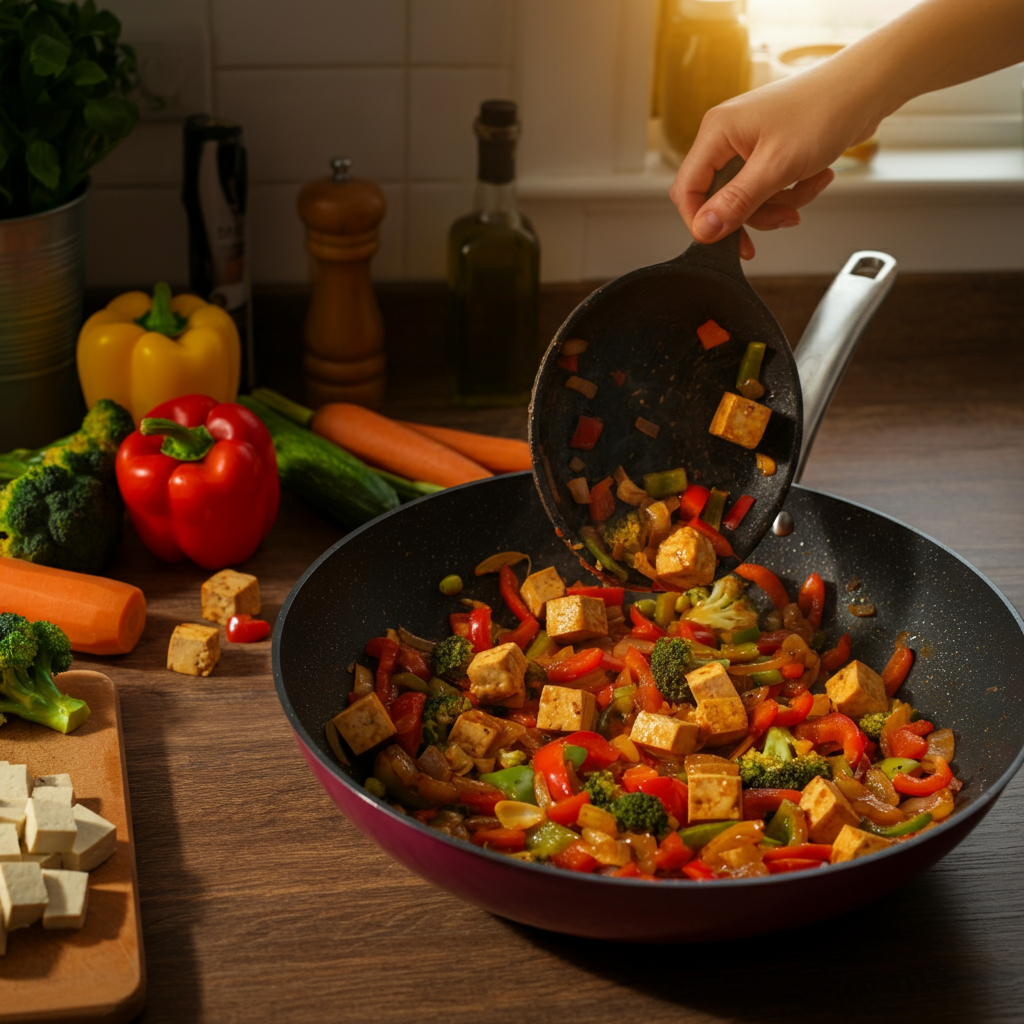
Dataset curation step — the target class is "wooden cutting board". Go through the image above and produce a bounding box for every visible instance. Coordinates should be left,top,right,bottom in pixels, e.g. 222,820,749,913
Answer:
0,670,145,1023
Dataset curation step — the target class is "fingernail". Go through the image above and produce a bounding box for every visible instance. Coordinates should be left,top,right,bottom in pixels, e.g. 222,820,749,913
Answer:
697,209,723,238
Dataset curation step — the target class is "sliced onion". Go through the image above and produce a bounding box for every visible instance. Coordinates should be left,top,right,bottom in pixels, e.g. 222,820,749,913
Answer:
563,338,589,355
566,375,598,399
567,477,591,503
899,786,955,821
635,416,660,438
863,766,899,806
568,456,585,473
495,800,546,830
643,500,673,549
577,803,618,836
852,793,905,826
352,663,374,697
613,637,656,658
921,727,955,771
613,465,647,505
475,551,531,576
398,627,436,652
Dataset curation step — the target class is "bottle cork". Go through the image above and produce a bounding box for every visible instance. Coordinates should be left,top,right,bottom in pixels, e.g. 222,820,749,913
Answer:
296,157,387,409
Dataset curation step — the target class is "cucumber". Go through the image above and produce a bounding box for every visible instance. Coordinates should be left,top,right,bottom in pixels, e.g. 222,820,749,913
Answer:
238,395,400,527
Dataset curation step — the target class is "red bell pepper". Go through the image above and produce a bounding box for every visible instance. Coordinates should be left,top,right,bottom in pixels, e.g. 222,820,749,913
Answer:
596,683,615,709
470,828,526,851
794,712,865,768
397,643,432,680
468,606,492,653
567,584,625,606
756,630,790,655
547,647,606,683
682,859,717,880
557,353,579,373
773,689,814,727
547,791,591,826
610,369,627,387
589,476,616,522
820,633,852,673
623,646,663,712
882,643,914,697
503,615,539,650
654,831,693,872
551,840,599,873
610,861,641,878
533,739,574,801
742,788,804,818
390,691,426,758
780,662,806,680
499,564,533,622
721,494,755,531
763,843,832,862
686,516,735,558
225,613,271,643
449,612,471,638
116,394,279,570
621,764,659,793
735,563,791,610
563,731,621,771
748,698,779,738
570,415,603,450
365,636,400,707
639,775,688,820
798,572,825,630
679,484,710,519
889,726,930,760
601,652,626,673
454,782,505,815
697,318,730,349
629,604,666,640
766,858,826,875
892,756,953,796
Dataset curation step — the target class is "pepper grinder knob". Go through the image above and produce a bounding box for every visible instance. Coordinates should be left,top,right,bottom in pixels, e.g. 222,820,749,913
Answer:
296,156,386,409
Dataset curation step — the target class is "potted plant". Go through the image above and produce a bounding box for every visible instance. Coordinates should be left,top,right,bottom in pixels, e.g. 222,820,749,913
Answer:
0,0,139,448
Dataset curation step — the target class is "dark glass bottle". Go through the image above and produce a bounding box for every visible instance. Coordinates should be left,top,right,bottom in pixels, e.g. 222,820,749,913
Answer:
447,100,540,405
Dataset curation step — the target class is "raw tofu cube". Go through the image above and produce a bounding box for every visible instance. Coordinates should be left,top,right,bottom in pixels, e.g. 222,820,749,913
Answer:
519,567,566,620
629,711,700,758
825,660,888,718
24,798,77,854
0,764,31,801
0,862,48,930
830,824,894,864
655,526,716,589
0,824,20,862
34,773,73,792
687,774,743,822
201,568,261,624
41,869,89,929
449,709,509,759
696,696,748,747
167,622,221,677
332,693,397,756
686,662,739,703
467,643,527,706
20,848,62,869
709,392,772,449
30,786,72,806
0,799,27,839
537,685,597,733
799,776,860,843
61,805,116,872
544,595,608,643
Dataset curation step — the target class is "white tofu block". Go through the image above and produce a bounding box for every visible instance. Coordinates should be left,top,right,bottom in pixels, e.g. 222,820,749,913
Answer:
30,786,73,806
0,824,20,863
33,773,73,792
61,804,116,872
24,798,77,854
20,849,63,868
0,861,48,930
42,869,90,929
686,662,739,703
0,764,31,801
0,799,27,839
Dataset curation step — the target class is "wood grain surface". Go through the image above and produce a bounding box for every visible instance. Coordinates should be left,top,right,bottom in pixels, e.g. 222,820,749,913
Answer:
70,274,1023,1024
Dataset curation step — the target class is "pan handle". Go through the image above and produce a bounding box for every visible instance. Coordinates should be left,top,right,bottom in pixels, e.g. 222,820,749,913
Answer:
794,250,897,481
670,155,745,282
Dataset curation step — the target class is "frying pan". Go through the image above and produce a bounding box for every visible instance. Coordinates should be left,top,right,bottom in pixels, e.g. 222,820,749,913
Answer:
272,267,1024,944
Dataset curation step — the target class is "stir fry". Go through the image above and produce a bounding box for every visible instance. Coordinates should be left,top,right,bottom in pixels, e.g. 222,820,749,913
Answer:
329,560,958,880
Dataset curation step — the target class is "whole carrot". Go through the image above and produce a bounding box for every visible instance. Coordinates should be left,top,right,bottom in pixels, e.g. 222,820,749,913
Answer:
397,421,531,474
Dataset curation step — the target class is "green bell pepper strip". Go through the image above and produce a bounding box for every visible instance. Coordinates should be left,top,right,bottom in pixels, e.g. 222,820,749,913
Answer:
859,812,933,838
679,821,734,850
643,468,688,499
877,757,921,780
525,820,579,860
479,765,537,804
581,528,629,582
763,798,805,845
700,487,729,532
564,745,588,770
731,627,761,645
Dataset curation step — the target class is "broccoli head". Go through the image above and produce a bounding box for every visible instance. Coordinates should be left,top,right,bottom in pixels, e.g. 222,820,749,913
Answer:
738,725,832,791
0,399,134,573
421,691,472,749
603,511,647,559
0,613,88,734
432,634,474,682
581,768,623,810
649,636,696,703
858,705,906,741
610,791,670,839
682,574,759,634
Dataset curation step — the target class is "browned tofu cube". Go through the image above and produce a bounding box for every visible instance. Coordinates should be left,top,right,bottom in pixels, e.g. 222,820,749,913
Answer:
709,392,772,450
687,774,743,822
809,693,832,718
332,693,396,756
545,595,608,643
629,711,699,758
537,685,597,733
696,696,748,747
449,709,509,759
655,525,716,590
519,567,566,620
684,753,740,777
686,662,738,703
201,569,260,625
830,824,894,864
167,623,220,677
799,776,860,843
467,643,527,706
825,660,888,718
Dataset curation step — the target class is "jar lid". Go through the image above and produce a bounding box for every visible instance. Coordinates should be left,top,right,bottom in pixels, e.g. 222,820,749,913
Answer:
681,0,743,21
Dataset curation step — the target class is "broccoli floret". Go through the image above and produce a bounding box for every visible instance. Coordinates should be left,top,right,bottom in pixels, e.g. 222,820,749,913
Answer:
421,691,472,749
685,586,711,606
603,511,646,559
683,574,759,634
582,769,623,811
610,791,670,839
649,636,696,703
738,725,832,790
431,634,474,682
0,400,134,573
0,613,88,734
857,705,911,742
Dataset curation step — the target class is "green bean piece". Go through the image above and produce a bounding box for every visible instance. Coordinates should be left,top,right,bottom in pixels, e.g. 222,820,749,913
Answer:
736,342,766,389
392,671,429,693
655,592,677,628
364,777,387,798
731,627,761,645
643,467,689,499
633,598,657,619
860,811,933,838
427,676,460,696
439,574,464,596
700,487,729,531
582,532,629,582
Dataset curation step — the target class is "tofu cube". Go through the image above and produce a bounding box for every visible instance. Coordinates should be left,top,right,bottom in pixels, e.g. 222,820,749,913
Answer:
709,391,772,449
536,685,597,733
0,824,20,863
332,692,397,756
519,567,566,620
629,710,700,758
830,824,894,864
0,799,27,839
825,660,889,718
201,568,261,625
167,622,221,677
687,774,743,822
448,709,509,759
467,642,527,706
34,773,73,792
41,869,90,929
24,798,77,854
544,595,608,643
655,525,716,589
696,696,748,747
799,776,860,843
809,693,833,718
20,848,62,869
61,805,117,873
0,862,48,930
30,786,73,806
686,662,739,703
0,764,31,801
684,753,740,777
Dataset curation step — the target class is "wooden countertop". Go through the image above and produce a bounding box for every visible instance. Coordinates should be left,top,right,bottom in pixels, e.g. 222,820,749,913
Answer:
74,275,1023,1023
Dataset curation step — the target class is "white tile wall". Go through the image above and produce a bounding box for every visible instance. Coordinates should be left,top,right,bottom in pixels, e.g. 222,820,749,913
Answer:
410,0,513,66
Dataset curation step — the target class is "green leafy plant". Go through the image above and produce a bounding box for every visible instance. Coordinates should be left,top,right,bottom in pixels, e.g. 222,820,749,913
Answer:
0,0,139,218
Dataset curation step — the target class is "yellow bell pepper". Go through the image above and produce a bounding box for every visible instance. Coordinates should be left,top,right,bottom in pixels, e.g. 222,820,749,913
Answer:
76,282,241,422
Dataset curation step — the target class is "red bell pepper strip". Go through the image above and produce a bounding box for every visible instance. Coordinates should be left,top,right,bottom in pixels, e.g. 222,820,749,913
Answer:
547,791,592,826
389,690,426,758
546,647,606,683
794,712,865,768
589,476,616,522
629,605,666,640
498,563,533,622
721,494,755,531
397,643,432,680
454,782,505,815
798,572,825,630
892,756,953,796
779,679,809,699
780,662,806,680
470,828,527,851
742,788,804,819
610,861,641,878
623,646,664,712
763,843,832,862
621,764,659,793
889,726,930,760
570,415,603,450
697,318,730,349
550,840,600,873
735,563,791,610
533,739,574,801
748,698,779,738
654,831,694,872
365,636,400,707
601,652,626,673
639,776,688,820
567,584,625,607
686,516,735,558
820,633,852,673
449,612,471,638
685,621,718,647
766,858,826,875
116,394,280,570
773,689,814,727
596,683,615,709
882,643,914,697
557,353,579,373
508,708,537,729
610,369,627,387
679,484,710,519
682,859,717,880
756,630,790,655
502,615,539,651
563,731,621,771
225,613,271,643
467,606,492,653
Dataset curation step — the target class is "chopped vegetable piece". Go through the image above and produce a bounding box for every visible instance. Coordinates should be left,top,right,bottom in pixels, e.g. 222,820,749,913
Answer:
439,575,463,596
679,484,710,518
892,757,953,796
882,642,914,697
635,417,660,438
686,516,735,559
566,376,598,399
611,370,627,387
589,477,616,522
563,338,589,355
820,632,852,673
721,495,755,531
735,563,791,610
697,319,730,349
642,468,688,499
756,453,777,476
558,354,579,372
736,342,766,388
474,551,530,576
848,603,876,617
225,613,271,643
568,456,585,473
546,647,606,683
570,416,604,450
860,812,932,838
567,477,591,504
798,572,825,630
737,378,766,400
700,488,729,531
566,584,625,607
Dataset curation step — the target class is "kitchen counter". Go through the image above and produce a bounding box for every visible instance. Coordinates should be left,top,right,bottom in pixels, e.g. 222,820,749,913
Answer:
74,274,1022,1023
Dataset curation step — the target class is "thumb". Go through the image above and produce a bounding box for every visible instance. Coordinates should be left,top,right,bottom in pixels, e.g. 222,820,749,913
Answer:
691,159,790,244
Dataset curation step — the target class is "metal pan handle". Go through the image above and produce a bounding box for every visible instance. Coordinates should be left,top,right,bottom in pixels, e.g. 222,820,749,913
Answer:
794,250,898,481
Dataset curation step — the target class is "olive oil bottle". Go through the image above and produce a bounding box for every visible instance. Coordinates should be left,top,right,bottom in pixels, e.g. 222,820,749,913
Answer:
447,100,540,405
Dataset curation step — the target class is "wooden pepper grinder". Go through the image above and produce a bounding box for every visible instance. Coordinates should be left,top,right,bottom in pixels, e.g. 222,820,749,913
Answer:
297,157,387,408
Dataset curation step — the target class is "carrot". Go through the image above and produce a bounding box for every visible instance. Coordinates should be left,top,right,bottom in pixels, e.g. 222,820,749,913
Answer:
310,404,492,488
0,557,146,655
397,421,531,474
